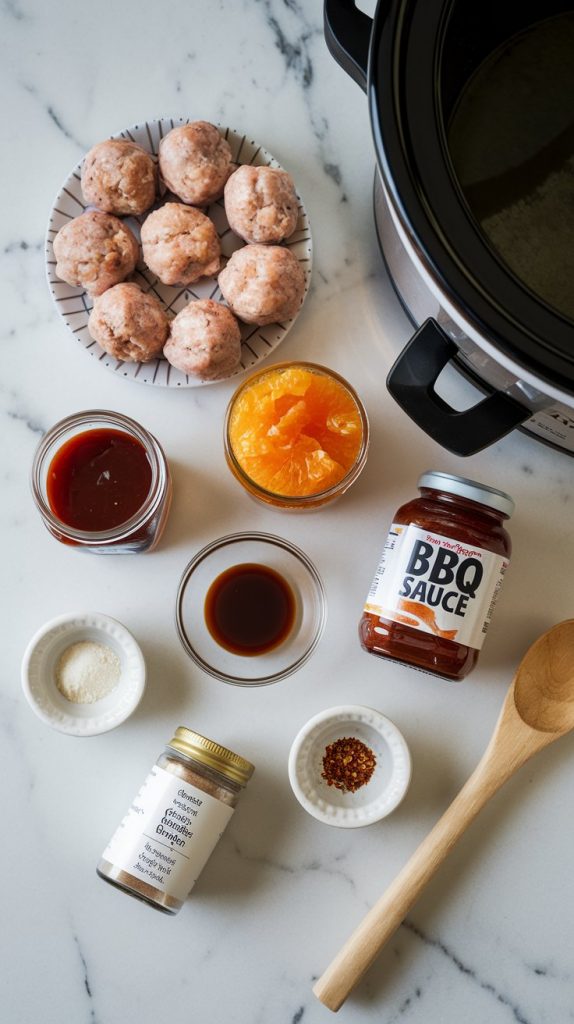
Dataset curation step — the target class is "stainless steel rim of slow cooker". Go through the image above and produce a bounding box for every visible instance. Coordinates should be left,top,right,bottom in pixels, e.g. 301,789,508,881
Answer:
324,0,574,393
324,0,573,455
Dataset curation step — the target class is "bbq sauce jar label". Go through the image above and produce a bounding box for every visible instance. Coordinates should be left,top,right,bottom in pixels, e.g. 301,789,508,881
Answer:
102,765,234,901
364,523,509,650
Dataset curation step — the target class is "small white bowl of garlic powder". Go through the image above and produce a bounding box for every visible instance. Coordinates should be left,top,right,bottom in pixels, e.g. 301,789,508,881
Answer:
21,612,146,736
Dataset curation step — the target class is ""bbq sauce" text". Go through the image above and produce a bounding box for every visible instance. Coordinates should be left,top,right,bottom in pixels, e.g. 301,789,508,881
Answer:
398,540,484,617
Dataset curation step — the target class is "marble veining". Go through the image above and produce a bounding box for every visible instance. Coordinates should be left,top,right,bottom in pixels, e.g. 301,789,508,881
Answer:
254,0,349,200
6,408,45,435
231,836,358,892
401,921,532,1024
73,933,96,1011
21,80,89,151
3,1,574,1023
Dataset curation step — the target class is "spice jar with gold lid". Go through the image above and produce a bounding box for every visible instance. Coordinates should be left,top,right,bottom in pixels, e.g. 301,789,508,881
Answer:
97,727,254,914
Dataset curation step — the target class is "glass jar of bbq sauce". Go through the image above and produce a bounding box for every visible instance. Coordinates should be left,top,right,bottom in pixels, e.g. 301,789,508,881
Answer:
31,410,172,554
359,472,514,680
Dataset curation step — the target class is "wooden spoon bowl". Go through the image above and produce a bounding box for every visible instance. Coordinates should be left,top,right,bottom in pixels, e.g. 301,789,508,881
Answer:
313,620,574,1012
513,619,574,732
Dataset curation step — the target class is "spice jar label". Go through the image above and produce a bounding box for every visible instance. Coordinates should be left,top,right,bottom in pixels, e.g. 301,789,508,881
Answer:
364,523,509,650
102,765,234,901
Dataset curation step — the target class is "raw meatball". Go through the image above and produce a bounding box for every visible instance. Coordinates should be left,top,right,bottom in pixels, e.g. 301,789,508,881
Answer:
159,122,232,206
163,299,241,380
224,165,299,244
141,202,220,286
81,139,157,216
53,211,139,296
218,245,305,325
88,283,169,362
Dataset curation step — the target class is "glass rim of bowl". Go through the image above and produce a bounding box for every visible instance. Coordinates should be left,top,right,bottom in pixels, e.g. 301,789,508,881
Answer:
175,531,327,686
30,409,168,543
223,361,369,507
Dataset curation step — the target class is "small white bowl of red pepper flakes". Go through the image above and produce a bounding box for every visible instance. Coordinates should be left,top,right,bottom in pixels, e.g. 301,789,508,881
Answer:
288,705,412,827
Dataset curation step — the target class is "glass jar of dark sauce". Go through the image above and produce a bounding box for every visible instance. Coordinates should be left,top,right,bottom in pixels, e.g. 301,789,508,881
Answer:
31,410,172,553
359,472,514,680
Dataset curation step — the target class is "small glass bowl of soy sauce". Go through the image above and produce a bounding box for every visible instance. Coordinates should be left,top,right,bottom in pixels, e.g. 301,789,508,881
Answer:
175,533,327,685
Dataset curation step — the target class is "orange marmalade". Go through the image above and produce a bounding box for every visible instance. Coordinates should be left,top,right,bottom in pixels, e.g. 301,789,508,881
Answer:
359,472,514,680
225,362,368,509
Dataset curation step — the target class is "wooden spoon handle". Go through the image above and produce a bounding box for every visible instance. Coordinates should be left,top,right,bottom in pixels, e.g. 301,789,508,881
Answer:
313,757,507,1012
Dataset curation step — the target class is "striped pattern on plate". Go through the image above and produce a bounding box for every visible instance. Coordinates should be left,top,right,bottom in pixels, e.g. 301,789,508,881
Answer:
45,118,313,388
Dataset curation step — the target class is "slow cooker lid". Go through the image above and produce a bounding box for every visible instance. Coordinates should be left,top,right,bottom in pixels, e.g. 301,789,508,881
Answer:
369,0,574,394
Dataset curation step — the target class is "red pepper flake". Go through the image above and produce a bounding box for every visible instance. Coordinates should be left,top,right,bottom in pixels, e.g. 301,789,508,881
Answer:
321,736,377,793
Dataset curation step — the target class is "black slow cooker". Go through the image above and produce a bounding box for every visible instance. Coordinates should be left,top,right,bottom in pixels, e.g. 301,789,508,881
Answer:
325,0,574,456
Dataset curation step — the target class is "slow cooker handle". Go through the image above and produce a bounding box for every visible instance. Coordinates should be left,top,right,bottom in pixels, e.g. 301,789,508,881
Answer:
324,0,372,93
387,319,530,456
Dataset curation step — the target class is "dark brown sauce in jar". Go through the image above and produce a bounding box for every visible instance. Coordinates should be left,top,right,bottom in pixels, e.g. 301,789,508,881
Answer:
31,411,172,554
205,563,296,656
359,472,514,680
47,428,152,531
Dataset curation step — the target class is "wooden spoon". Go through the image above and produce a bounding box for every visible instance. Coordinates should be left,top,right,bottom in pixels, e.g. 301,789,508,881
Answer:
313,620,574,1012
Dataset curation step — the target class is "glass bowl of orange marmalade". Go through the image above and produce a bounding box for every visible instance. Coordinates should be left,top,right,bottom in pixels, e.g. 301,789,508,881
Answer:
224,362,369,510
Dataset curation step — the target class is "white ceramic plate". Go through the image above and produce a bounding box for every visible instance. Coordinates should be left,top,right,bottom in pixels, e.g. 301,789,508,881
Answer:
45,118,313,387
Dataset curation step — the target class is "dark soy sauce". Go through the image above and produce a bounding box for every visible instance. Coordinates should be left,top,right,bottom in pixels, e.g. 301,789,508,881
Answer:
204,563,296,656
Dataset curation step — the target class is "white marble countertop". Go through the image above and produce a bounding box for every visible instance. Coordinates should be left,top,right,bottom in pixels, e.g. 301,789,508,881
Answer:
3,1,574,1022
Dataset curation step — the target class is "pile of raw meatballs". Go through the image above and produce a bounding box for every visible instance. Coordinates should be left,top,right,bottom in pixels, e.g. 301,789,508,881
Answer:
53,121,305,381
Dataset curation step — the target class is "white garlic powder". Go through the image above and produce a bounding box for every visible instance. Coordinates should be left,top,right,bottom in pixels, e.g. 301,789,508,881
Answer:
55,641,121,703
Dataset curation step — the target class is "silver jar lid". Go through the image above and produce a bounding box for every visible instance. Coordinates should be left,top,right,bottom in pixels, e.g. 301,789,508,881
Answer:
418,471,514,517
